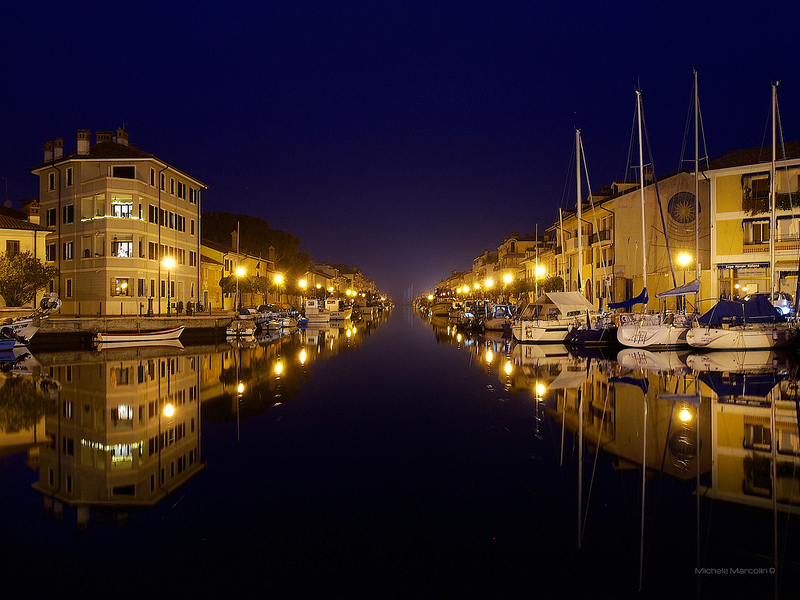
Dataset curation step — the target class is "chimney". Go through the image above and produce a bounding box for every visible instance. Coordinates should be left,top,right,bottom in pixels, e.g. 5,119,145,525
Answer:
231,229,239,252
44,140,53,162
20,199,41,225
53,138,64,160
77,130,91,155
96,130,113,144
116,128,129,146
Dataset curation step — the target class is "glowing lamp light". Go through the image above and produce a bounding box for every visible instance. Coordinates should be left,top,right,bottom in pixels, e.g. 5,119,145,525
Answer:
678,407,693,423
427,294,434,301
535,382,546,396
677,252,692,268
162,256,176,270
163,403,175,417
237,382,245,394
275,361,283,375
235,266,246,277
535,265,546,279
503,273,513,285
299,349,307,365
485,349,493,364
299,279,307,289
274,273,284,285
504,360,512,375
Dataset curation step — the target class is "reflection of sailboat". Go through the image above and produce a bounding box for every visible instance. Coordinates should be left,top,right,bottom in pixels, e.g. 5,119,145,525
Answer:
617,348,690,375
95,339,185,351
685,350,784,373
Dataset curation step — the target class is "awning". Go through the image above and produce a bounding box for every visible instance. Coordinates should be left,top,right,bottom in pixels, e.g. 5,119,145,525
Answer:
655,279,700,298
543,291,595,316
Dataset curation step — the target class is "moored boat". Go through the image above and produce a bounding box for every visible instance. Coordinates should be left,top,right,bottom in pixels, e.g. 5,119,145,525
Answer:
95,326,185,343
512,291,595,344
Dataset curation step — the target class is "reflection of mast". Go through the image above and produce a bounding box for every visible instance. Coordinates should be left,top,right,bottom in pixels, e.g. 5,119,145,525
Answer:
639,389,648,593
577,384,583,549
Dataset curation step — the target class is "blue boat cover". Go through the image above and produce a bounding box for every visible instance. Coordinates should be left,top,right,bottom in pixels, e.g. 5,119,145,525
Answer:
608,287,649,310
697,294,785,326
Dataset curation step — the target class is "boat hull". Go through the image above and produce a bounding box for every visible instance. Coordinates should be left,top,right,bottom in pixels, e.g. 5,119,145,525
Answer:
512,320,572,343
686,324,796,350
95,326,185,343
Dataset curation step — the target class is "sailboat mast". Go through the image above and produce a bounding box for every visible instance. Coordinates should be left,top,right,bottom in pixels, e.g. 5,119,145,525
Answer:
694,70,700,284
770,82,778,298
637,90,648,297
576,128,582,295
560,208,566,292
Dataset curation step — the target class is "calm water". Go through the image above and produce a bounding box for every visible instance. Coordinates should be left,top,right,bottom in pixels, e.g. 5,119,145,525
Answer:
1,306,799,598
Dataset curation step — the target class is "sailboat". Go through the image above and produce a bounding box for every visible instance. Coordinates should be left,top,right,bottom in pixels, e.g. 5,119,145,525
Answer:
686,82,796,350
565,129,618,346
617,82,701,349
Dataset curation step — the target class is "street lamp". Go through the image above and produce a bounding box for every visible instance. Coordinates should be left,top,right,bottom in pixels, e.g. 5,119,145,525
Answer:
677,252,692,312
274,273,284,304
535,264,546,299
162,256,175,315
235,266,246,311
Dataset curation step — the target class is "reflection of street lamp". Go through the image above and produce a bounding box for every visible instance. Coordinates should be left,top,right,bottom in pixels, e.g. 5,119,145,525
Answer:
162,257,175,315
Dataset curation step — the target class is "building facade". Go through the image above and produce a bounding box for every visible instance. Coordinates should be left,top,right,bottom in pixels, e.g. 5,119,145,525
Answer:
31,129,206,316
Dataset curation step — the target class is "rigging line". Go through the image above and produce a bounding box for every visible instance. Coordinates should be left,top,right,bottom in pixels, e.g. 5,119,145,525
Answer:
580,136,608,272
558,142,577,212
678,78,695,169
640,100,678,288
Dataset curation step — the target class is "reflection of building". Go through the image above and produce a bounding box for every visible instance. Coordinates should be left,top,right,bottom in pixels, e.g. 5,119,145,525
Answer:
701,374,800,514
32,348,203,527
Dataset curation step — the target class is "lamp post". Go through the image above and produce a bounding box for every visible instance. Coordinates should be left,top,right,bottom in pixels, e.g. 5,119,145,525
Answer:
162,257,175,316
535,264,546,299
299,279,307,310
274,273,284,305
235,266,245,312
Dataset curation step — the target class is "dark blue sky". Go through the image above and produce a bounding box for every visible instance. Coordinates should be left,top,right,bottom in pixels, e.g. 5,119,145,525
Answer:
3,1,799,300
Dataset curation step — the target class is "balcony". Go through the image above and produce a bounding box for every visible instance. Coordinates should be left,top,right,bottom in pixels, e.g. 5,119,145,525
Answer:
594,229,612,243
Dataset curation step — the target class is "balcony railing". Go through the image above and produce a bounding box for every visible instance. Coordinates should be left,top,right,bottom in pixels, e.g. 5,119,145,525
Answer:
594,229,612,243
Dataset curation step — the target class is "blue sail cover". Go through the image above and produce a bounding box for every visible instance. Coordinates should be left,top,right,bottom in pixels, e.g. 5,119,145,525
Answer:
655,279,701,298
697,294,785,326
608,287,649,310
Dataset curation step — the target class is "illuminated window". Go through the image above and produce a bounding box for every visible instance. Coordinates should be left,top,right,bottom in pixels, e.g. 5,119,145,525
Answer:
111,201,133,218
112,278,131,297
111,236,133,258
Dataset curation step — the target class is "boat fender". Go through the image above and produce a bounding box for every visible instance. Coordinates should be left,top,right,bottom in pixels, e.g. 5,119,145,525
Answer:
773,328,778,341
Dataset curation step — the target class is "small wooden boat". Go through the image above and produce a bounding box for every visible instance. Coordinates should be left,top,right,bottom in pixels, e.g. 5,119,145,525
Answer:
94,326,185,343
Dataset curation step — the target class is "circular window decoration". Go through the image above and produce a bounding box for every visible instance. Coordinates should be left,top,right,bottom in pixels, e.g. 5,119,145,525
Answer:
668,192,697,224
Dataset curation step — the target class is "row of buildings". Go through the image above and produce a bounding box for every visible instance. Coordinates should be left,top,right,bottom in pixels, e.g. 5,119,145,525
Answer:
435,140,800,314
0,129,378,314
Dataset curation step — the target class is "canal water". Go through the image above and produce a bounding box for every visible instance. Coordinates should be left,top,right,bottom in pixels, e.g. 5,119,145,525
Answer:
1,305,799,598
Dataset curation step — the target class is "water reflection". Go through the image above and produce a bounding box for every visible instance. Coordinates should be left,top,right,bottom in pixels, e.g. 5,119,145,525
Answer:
424,315,800,593
0,312,390,528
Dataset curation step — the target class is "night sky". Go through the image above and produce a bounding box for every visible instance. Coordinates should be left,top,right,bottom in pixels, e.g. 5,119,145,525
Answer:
3,1,799,300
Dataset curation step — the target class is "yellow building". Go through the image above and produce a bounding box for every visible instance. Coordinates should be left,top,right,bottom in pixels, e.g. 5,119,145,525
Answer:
0,203,50,309
703,142,800,304
31,129,206,316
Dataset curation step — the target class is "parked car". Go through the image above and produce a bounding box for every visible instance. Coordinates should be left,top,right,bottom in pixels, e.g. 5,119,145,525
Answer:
743,291,794,315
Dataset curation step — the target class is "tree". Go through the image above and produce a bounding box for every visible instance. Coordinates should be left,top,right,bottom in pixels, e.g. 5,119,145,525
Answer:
543,276,565,293
0,251,59,307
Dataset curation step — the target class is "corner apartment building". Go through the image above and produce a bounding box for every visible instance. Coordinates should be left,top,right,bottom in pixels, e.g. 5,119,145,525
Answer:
703,142,800,304
31,129,206,316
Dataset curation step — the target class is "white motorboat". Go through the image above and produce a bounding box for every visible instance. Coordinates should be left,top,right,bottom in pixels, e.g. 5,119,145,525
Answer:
0,293,61,346
304,299,330,324
512,292,594,343
325,298,352,321
482,304,514,332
